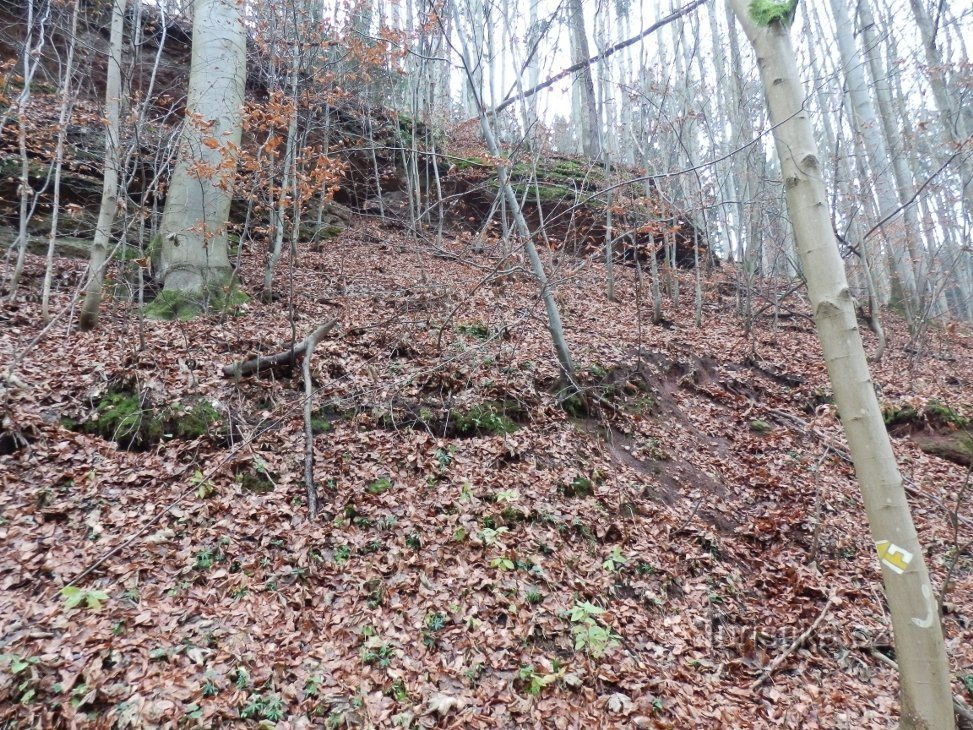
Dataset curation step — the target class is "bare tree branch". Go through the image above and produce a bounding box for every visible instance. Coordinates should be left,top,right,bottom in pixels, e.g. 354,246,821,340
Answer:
492,0,707,115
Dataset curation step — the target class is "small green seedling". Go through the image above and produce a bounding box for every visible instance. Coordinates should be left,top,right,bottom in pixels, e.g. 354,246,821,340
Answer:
602,546,628,572
568,600,619,657
60,586,110,611
518,663,564,696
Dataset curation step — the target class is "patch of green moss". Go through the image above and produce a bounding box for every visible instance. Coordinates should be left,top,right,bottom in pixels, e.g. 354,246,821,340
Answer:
587,363,609,379
396,113,416,135
239,471,275,494
748,0,798,26
924,399,969,429
500,506,528,524
70,387,225,451
310,414,333,434
490,179,575,204
509,159,596,185
367,477,393,495
550,158,599,178
883,404,920,427
147,234,163,262
456,322,491,340
0,154,49,179
87,389,164,450
560,392,590,418
144,290,203,321
561,475,594,498
171,400,221,439
749,419,772,434
452,156,486,170
226,231,242,257
628,396,657,414
145,284,248,321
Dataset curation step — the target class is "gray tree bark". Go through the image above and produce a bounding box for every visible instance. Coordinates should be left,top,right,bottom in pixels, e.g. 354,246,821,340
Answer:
909,0,973,220
451,3,574,375
727,3,954,727
567,0,602,161
79,0,126,330
856,0,929,319
152,0,246,314
829,0,918,319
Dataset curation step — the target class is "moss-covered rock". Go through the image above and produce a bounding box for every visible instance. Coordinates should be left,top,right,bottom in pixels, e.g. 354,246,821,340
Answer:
451,156,487,170
882,398,973,466
913,431,973,467
883,404,920,428
924,399,969,429
318,224,344,239
144,290,203,320
171,400,221,439
82,388,165,450
70,384,225,451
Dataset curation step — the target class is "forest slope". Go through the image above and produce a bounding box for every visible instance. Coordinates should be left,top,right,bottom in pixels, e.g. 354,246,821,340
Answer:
1,217,973,728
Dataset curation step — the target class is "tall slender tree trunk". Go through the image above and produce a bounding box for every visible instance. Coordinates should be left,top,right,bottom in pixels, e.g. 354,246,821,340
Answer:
451,4,574,375
829,0,918,320
263,45,300,302
79,0,127,330
727,3,954,727
566,0,602,161
909,0,973,220
6,0,49,301
41,0,80,320
856,0,928,320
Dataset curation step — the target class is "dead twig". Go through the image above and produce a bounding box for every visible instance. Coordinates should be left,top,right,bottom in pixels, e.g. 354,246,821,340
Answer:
301,323,334,519
750,593,837,689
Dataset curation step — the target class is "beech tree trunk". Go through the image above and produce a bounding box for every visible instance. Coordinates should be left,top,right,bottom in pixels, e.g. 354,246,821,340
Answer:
909,0,973,220
41,0,80,321
829,0,918,320
727,3,954,728
152,0,246,312
856,0,929,318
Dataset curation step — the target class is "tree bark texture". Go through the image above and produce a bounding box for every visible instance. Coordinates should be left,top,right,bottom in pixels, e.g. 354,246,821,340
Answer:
155,0,246,300
727,3,954,728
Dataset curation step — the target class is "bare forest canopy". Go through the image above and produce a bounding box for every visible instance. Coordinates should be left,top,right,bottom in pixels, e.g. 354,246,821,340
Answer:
0,0,709,273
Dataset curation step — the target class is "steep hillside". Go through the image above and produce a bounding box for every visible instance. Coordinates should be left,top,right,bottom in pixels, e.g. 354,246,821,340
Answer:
1,215,973,727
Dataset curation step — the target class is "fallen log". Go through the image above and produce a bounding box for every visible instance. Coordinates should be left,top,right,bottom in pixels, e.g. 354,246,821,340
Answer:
221,320,338,378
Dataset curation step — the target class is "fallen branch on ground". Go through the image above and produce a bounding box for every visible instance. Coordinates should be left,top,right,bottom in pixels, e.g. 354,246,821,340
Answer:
222,320,338,378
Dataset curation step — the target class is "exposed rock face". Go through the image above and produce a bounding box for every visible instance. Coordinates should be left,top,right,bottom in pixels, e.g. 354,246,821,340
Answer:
0,0,193,103
0,3,708,270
